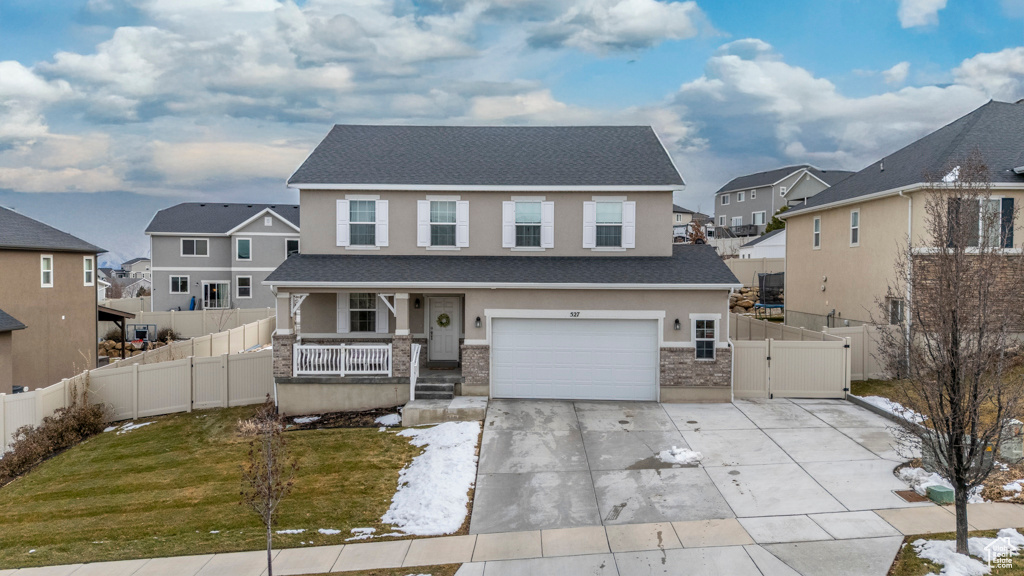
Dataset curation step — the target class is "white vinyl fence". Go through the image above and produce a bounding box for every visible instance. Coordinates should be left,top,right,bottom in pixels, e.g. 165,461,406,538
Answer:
730,314,851,400
0,317,276,452
823,324,887,381
99,307,275,339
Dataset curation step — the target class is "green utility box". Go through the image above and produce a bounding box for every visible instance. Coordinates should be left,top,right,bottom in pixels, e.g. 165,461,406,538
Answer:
927,485,955,505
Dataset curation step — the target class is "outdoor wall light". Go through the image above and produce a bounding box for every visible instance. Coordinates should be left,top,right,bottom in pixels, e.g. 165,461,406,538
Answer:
413,298,421,309
674,319,681,330
475,316,482,328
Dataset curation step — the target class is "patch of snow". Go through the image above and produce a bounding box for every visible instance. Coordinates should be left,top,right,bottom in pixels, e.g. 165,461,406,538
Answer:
318,528,340,535
942,166,961,183
899,467,986,503
28,550,35,554
657,446,703,466
853,395,927,424
276,529,305,534
381,421,480,536
375,413,401,427
913,528,1024,576
1003,480,1024,493
114,421,154,435
293,416,320,424
103,426,118,433
346,527,377,541
378,426,387,432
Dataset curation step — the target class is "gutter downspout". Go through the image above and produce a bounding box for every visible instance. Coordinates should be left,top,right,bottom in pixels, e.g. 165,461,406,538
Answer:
899,190,912,372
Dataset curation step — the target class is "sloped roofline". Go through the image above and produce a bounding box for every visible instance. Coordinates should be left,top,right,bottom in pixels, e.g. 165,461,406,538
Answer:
225,207,301,235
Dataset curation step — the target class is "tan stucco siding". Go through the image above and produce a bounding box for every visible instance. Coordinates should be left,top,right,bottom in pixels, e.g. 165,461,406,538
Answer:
288,287,730,345
0,251,97,390
299,190,674,257
785,194,909,327
0,332,13,394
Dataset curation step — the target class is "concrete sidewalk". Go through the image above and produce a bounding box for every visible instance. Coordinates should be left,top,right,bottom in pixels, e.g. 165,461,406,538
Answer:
4,503,1024,576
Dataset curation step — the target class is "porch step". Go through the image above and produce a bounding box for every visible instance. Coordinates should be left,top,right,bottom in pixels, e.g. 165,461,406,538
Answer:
402,396,488,426
416,391,455,400
415,382,455,401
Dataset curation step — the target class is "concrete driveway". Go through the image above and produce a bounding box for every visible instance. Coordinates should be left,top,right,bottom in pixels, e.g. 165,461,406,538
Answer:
469,398,925,535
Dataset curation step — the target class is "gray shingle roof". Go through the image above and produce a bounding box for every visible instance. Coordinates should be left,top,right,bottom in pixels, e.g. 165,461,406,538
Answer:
0,207,104,253
288,125,684,188
673,204,694,213
716,165,853,195
121,257,149,266
265,245,738,286
146,203,300,234
790,101,1024,215
0,308,26,333
741,228,784,248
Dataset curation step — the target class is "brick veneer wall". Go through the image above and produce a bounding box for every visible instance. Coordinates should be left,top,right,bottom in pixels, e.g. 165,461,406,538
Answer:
912,254,1024,331
272,333,296,378
392,334,411,378
660,346,732,388
461,344,489,387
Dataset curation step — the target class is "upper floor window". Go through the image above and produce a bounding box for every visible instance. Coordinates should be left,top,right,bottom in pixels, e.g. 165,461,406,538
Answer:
515,202,542,247
264,216,273,226
850,209,860,246
721,195,730,206
718,215,725,226
752,211,766,226
737,191,745,203
947,197,1014,249
887,297,904,325
750,190,756,199
181,238,208,257
337,198,388,248
41,255,53,288
675,213,682,223
813,217,821,248
596,202,623,247
417,199,468,248
286,238,300,257
780,186,787,197
582,200,635,249
84,256,94,286
236,237,251,260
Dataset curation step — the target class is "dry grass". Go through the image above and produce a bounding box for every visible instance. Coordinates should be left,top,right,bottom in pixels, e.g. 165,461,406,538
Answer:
888,530,1024,575
0,406,424,569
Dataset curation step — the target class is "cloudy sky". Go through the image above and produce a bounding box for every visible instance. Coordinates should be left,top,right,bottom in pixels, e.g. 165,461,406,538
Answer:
2,0,1023,265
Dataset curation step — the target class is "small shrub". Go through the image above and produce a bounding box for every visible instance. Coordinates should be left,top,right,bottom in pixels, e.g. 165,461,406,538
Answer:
0,403,108,487
157,327,179,342
102,328,123,342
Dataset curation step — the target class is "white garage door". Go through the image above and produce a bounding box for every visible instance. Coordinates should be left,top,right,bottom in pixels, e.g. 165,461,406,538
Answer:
490,318,659,401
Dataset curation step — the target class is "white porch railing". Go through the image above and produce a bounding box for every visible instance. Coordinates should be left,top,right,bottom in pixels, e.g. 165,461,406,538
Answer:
293,343,392,377
410,343,422,401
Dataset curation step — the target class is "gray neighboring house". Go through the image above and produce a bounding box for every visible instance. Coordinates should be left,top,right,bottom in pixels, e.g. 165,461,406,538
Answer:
145,203,300,311
714,165,853,237
121,257,151,280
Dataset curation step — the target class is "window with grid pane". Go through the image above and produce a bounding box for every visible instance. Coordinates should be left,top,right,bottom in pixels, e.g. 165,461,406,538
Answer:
350,293,377,332
515,202,541,247
430,201,456,246
596,202,622,247
349,200,376,246
695,319,716,360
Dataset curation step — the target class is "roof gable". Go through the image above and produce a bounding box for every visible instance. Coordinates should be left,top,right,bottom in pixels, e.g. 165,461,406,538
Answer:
717,165,853,195
0,308,26,332
741,228,785,248
146,203,300,235
288,125,684,189
0,207,104,253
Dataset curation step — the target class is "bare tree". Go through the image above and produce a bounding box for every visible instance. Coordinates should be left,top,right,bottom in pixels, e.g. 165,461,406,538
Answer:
239,397,298,576
878,150,1024,554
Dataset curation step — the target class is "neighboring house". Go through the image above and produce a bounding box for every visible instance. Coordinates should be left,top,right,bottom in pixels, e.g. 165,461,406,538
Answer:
0,207,104,391
146,203,300,311
672,205,712,241
122,257,151,280
738,229,786,259
714,165,853,237
97,278,111,301
0,309,27,394
98,267,116,282
267,125,740,414
782,100,1024,330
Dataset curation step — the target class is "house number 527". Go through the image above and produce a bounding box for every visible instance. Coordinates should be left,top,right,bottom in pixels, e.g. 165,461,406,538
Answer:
569,312,580,317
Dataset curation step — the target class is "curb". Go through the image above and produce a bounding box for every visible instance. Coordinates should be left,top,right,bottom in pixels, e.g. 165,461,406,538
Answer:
846,394,914,428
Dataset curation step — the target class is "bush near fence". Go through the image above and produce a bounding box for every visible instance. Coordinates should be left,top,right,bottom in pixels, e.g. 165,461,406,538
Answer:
98,306,275,340
0,317,276,452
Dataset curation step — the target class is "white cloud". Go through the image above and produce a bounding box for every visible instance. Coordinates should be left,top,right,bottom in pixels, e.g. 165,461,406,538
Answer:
0,166,122,194
883,61,910,85
953,47,1024,101
897,0,946,28
149,140,311,184
529,0,706,52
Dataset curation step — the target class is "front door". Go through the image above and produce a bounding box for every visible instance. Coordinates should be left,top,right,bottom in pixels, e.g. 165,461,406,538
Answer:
427,297,460,362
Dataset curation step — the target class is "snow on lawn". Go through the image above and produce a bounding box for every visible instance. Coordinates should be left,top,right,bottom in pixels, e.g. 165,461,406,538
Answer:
658,446,703,466
346,527,377,541
276,529,305,534
381,421,480,536
375,413,401,427
1004,480,1024,493
914,528,1024,576
899,467,986,503
318,528,341,535
104,421,154,435
293,416,320,424
854,395,927,424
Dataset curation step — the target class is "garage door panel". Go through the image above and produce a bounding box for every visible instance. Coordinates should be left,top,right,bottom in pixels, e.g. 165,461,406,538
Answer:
490,318,658,401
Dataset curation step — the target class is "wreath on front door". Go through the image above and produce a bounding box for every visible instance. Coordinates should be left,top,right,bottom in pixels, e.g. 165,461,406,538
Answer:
436,313,451,328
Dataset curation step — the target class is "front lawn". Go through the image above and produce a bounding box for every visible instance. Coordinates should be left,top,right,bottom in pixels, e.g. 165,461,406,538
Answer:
889,529,1024,575
0,406,422,569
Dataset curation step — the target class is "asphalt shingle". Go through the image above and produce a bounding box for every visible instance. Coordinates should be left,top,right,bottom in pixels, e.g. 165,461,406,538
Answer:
716,165,853,195
0,207,104,253
0,308,26,333
265,244,739,286
288,125,684,187
145,203,300,234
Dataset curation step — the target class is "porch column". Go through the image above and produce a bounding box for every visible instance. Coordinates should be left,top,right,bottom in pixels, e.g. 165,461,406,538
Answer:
392,293,412,378
272,291,296,379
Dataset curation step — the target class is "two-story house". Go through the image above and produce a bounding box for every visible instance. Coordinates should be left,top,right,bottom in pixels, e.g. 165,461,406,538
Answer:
122,257,151,280
266,125,741,414
672,204,712,242
0,207,104,392
145,203,300,311
782,100,1024,330
714,165,852,237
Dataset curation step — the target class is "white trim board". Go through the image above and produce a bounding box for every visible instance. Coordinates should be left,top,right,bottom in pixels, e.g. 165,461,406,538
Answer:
289,183,681,192
225,207,301,235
